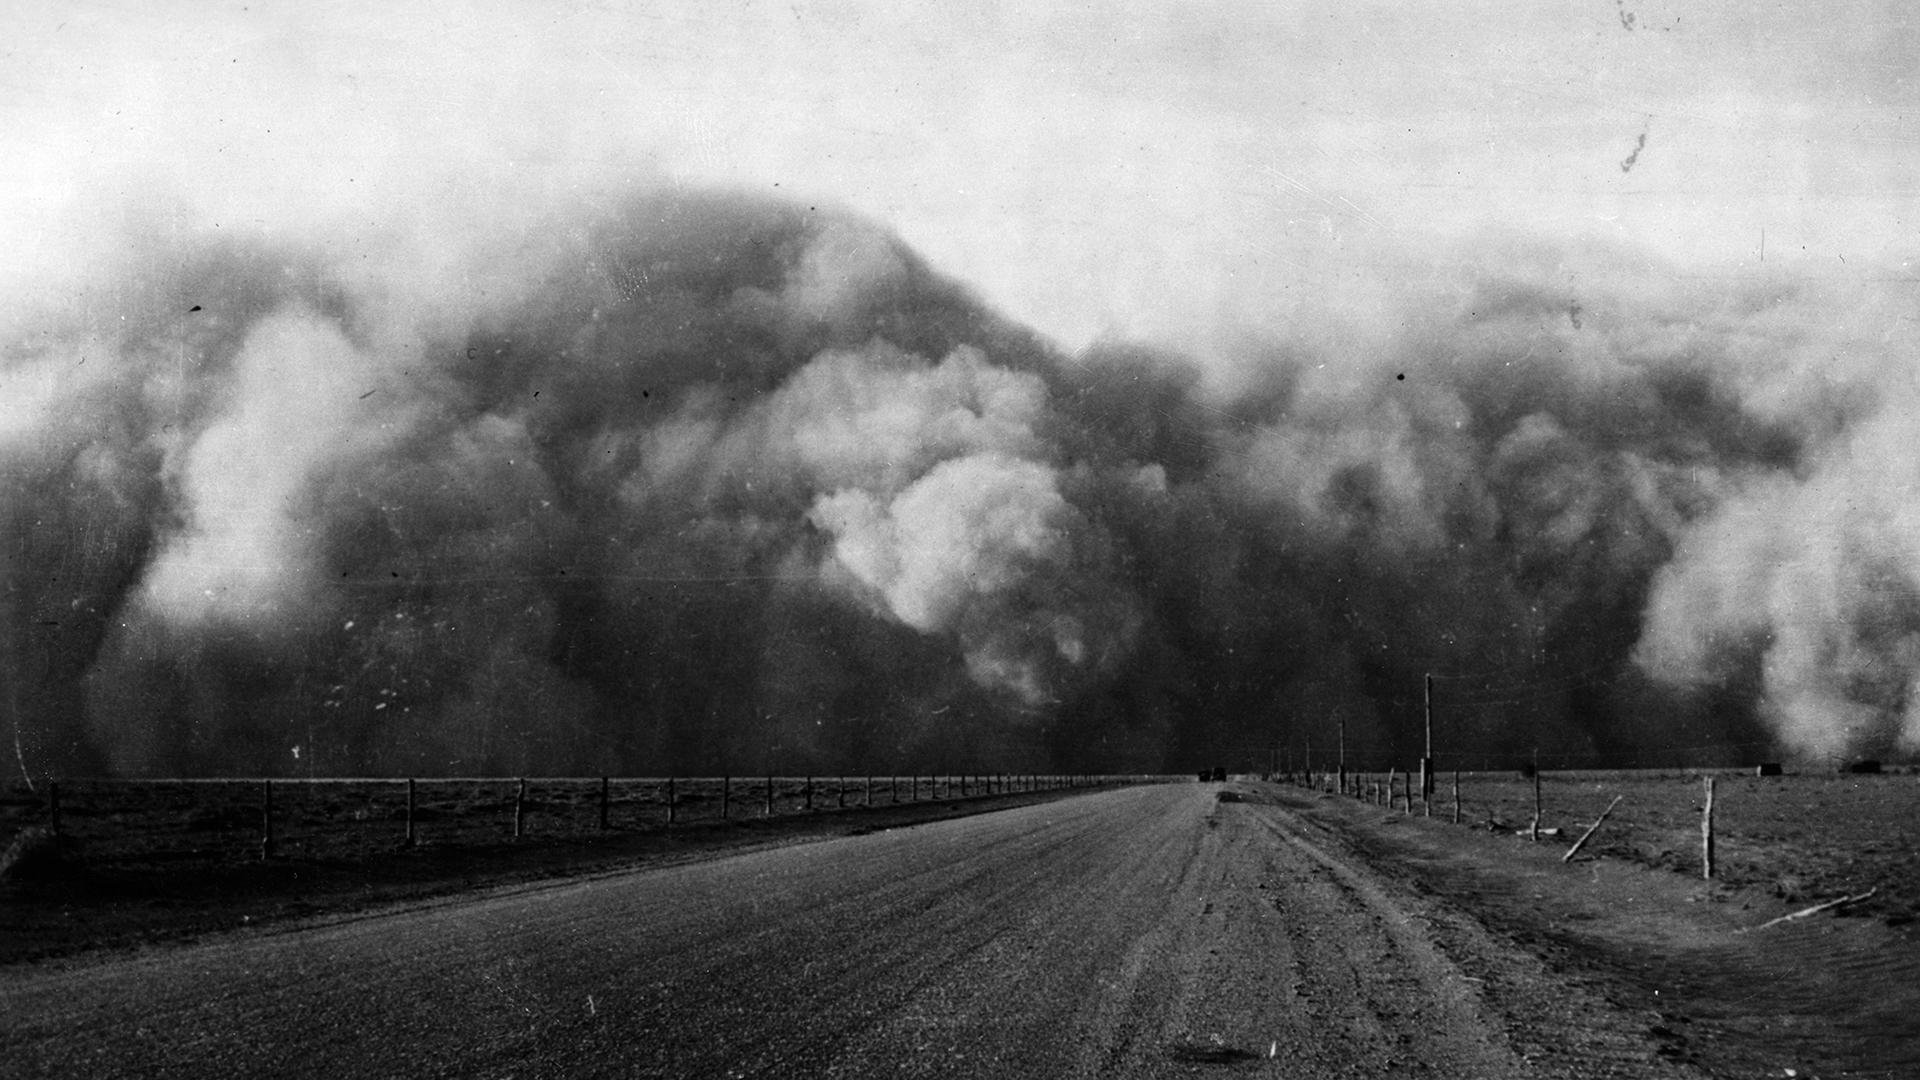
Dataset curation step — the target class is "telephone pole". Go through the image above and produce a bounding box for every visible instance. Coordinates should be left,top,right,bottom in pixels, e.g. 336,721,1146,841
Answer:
1337,711,1346,794
1421,673,1435,805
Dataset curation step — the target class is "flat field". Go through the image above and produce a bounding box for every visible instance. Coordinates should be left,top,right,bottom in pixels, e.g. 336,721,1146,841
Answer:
1331,768,1920,924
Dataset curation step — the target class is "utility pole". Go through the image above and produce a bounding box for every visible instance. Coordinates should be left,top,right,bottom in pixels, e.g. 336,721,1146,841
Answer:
1337,711,1346,795
1421,673,1435,804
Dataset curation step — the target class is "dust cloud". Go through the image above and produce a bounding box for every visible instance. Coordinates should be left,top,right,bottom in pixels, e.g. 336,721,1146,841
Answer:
2,185,1912,777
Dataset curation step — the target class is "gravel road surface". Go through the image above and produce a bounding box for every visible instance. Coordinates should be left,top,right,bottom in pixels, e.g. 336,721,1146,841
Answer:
1,783,1693,1078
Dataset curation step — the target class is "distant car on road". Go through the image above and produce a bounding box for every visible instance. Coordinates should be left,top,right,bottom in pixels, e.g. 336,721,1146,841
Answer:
1197,767,1227,782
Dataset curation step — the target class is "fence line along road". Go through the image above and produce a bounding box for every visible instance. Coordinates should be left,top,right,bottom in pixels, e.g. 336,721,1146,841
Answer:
3,774,1178,866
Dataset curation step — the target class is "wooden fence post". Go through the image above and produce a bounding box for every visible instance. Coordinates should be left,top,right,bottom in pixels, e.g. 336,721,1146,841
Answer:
1563,795,1623,863
667,776,677,826
722,774,730,820
260,779,274,860
837,776,845,810
599,776,610,830
513,778,527,839
765,773,775,817
405,778,416,846
804,775,813,812
1702,776,1716,880
1530,767,1542,843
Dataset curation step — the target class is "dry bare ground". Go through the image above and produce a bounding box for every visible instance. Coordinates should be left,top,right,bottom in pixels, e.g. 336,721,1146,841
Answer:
1435,769,1920,924
3,777,1917,1076
1278,774,1920,1077
1,782,1681,1078
0,777,1109,965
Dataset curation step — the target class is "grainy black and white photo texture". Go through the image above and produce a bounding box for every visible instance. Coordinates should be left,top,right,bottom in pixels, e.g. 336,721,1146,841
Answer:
15,6,1920,1080
4,2,1917,780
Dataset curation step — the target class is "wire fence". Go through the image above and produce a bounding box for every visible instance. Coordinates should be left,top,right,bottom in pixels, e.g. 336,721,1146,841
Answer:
0,773,1172,867
1266,762,1920,911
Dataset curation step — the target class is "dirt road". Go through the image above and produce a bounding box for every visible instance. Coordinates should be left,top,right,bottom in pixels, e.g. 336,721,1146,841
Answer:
1,783,1696,1078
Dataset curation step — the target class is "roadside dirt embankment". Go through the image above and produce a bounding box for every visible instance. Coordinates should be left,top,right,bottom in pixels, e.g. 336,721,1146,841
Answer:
1257,781,1920,1078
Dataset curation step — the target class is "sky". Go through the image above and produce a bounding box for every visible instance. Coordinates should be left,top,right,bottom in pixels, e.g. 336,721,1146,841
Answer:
4,0,1915,353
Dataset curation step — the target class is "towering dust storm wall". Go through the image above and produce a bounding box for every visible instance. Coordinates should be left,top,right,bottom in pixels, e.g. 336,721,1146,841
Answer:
1,191,1912,776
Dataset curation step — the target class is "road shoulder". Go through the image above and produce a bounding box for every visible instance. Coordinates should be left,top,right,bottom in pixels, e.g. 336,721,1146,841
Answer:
1250,781,1920,1077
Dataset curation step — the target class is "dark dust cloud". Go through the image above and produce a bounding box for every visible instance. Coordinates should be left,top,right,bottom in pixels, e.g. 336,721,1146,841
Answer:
3,187,1914,777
